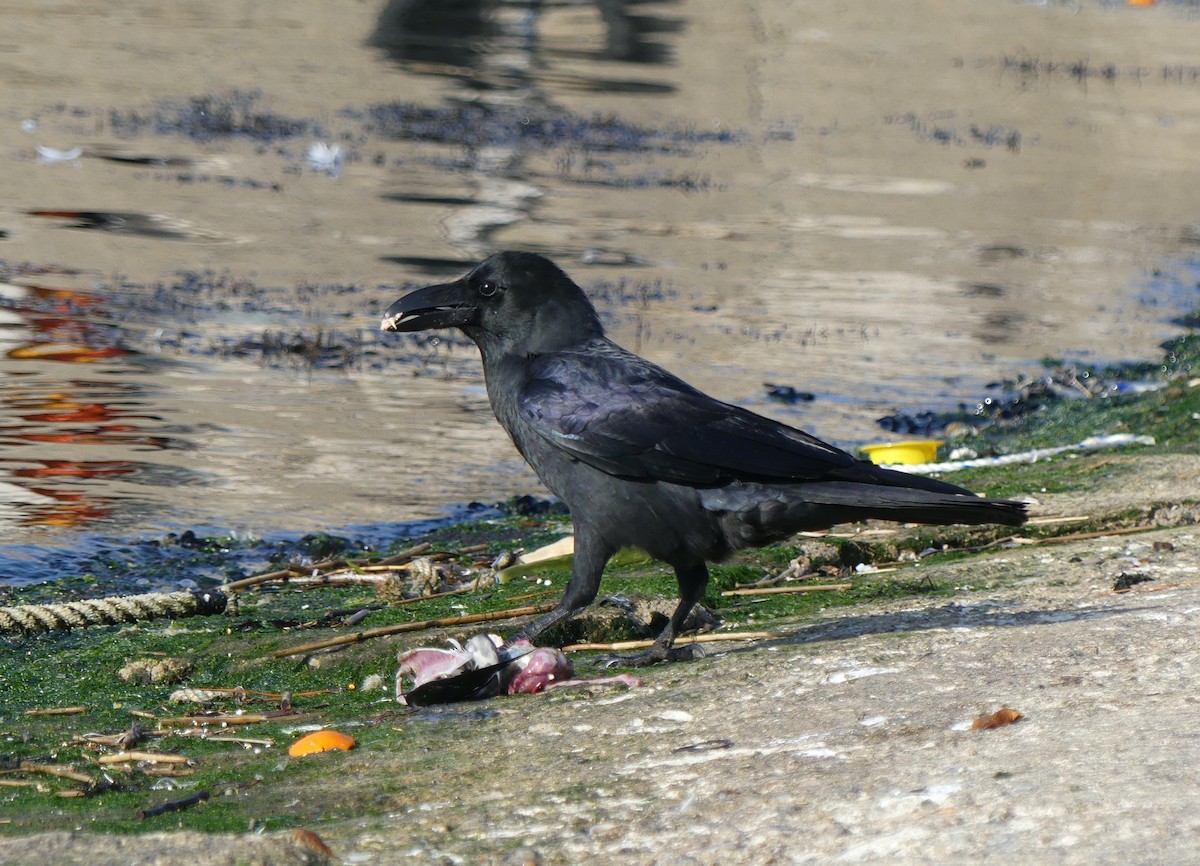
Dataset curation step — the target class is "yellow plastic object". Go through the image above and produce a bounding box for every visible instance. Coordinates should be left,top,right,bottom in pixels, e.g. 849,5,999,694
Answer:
860,439,944,465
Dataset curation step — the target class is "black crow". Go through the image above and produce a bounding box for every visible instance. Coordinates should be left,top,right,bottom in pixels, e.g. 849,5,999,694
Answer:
381,252,1027,664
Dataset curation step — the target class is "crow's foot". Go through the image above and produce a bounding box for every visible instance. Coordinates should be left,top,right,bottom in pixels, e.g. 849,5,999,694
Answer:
602,641,705,668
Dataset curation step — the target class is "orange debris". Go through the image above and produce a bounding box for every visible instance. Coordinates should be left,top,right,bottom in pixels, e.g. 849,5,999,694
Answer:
287,729,356,757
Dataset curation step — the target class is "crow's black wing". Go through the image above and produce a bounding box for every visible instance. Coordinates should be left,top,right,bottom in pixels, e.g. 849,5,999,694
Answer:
517,341,864,485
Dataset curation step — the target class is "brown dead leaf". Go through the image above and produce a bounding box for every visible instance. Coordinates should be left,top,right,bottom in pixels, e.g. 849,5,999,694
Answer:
292,828,334,857
971,707,1023,730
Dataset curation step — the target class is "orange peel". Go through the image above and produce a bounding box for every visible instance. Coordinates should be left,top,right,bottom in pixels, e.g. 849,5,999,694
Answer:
287,729,356,757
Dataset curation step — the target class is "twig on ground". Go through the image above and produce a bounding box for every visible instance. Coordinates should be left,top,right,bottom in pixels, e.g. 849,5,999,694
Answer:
197,735,274,745
135,789,209,820
24,706,88,717
386,585,478,606
270,602,558,658
97,751,187,765
221,542,434,592
376,542,438,566
506,588,561,602
16,762,94,784
156,712,314,728
721,583,852,597
562,631,776,653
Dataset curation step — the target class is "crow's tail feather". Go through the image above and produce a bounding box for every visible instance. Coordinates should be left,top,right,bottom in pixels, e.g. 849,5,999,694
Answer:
797,482,1028,527
704,480,1027,548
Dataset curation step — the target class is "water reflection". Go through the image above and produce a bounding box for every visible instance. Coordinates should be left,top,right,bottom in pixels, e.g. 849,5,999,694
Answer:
0,381,169,449
0,283,127,360
370,0,494,69
25,210,208,242
370,0,677,89
0,460,127,529
0,378,183,534
3,0,1200,584
0,278,196,539
361,0,729,269
363,93,732,264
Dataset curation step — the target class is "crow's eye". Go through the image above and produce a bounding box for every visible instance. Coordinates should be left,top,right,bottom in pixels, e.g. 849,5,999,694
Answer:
478,280,501,298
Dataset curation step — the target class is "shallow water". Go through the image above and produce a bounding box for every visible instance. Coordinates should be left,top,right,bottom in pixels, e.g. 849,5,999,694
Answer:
2,0,1200,583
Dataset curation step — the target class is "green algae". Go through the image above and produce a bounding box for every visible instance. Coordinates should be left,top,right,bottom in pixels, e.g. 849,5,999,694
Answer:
0,514,992,837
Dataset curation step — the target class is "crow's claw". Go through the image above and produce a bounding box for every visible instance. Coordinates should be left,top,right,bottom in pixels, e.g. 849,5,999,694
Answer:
601,642,705,668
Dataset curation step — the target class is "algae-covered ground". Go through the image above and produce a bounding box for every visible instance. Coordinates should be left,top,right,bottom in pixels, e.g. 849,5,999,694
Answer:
2,356,1200,865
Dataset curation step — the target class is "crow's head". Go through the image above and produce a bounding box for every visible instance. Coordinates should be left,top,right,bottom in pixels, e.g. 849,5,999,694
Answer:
381,252,604,355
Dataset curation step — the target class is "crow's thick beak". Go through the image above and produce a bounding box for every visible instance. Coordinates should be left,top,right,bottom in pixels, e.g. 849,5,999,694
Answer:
380,279,478,333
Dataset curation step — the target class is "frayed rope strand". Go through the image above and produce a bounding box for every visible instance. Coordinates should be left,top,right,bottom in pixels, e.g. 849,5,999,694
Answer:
0,590,227,635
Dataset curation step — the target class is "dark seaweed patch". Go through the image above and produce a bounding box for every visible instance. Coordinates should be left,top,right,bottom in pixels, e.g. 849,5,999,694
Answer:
877,307,1200,440
207,328,370,370
361,101,738,153
885,112,1023,151
998,54,1200,87
563,171,712,191
109,90,319,143
0,503,497,589
378,255,481,274
26,210,196,240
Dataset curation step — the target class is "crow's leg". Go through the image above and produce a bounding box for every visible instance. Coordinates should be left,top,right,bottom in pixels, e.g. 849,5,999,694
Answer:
607,562,710,667
512,530,614,643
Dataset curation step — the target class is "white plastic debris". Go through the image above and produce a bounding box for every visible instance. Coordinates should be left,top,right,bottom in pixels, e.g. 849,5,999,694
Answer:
36,145,82,165
882,433,1156,473
306,142,343,176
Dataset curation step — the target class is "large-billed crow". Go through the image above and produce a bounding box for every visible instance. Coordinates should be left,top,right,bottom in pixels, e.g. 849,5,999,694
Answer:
382,252,1026,664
